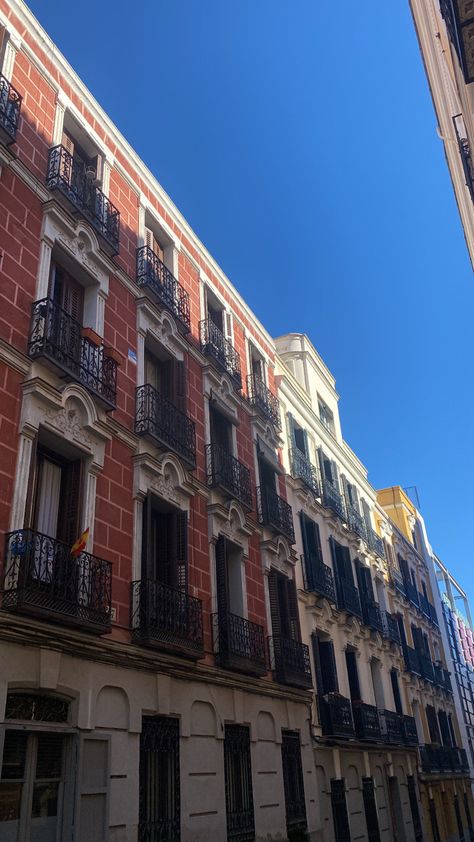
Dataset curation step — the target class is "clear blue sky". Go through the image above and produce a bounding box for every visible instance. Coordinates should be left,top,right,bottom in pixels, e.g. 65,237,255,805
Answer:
27,1,474,594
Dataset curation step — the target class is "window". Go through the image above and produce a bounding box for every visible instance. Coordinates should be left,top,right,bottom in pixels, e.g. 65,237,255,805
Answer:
390,669,403,715
144,344,186,412
330,779,350,842
330,540,354,585
287,413,308,457
30,442,83,550
312,634,339,695
215,535,245,621
224,725,254,842
142,494,188,591
362,777,381,842
281,731,307,840
248,343,264,382
318,397,334,435
407,776,423,842
319,450,338,486
268,568,300,644
139,716,180,842
345,649,361,702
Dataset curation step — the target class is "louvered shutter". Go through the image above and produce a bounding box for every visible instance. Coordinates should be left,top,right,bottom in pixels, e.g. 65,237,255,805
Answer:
287,577,300,641
141,494,152,580
361,498,372,531
341,474,350,510
426,705,440,743
58,459,82,549
398,554,410,583
173,358,186,413
311,633,325,695
356,562,375,602
268,568,281,638
286,412,297,454
75,734,110,842
61,129,75,157
175,510,188,593
317,447,326,483
215,536,228,616
224,311,233,342
411,625,424,653
299,512,310,558
339,545,354,584
159,358,173,401
319,639,339,694
302,428,310,458
153,511,171,585
390,669,403,715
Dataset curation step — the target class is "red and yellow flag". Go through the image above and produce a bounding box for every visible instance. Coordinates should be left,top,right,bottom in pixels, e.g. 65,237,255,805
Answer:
70,527,90,558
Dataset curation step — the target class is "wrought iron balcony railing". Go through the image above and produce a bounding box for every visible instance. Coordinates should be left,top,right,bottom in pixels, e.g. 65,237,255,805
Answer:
418,653,435,683
135,384,196,469
433,663,453,694
346,506,367,541
136,246,190,331
268,636,312,689
200,318,242,389
212,611,266,676
319,692,355,738
352,701,381,742
378,710,404,745
290,448,320,496
321,478,345,521
206,443,253,510
420,744,469,774
1,529,112,633
246,373,280,428
382,611,401,646
335,575,363,619
131,579,204,658
46,145,120,255
366,527,385,559
28,298,118,409
301,554,336,602
0,73,22,145
257,486,295,543
402,715,419,746
361,598,384,634
403,645,421,677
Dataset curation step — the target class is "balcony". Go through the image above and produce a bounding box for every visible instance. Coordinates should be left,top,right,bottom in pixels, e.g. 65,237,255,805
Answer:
420,744,469,774
321,478,345,521
390,567,406,598
29,299,118,409
319,693,355,738
367,527,385,559
46,145,120,255
246,374,280,428
131,579,204,659
352,701,381,742
418,591,431,619
382,611,401,645
403,645,421,676
346,506,367,541
418,653,435,683
378,710,404,745
361,599,384,634
136,246,190,331
335,576,363,619
301,554,336,602
269,636,312,689
433,663,453,694
1,529,112,634
212,612,266,676
206,443,253,510
290,448,320,496
439,0,474,84
257,486,295,542
404,580,419,608
0,74,22,146
200,318,242,389
402,715,419,746
135,384,196,469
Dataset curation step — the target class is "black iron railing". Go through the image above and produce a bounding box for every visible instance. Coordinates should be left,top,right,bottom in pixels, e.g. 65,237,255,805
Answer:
420,744,469,774
212,612,266,676
206,443,253,510
361,599,384,634
136,246,190,331
419,653,435,683
367,527,385,559
135,384,196,468
139,716,180,842
246,373,280,428
352,701,381,742
281,731,308,839
46,145,120,255
1,529,112,633
378,710,404,745
402,715,419,746
346,506,367,541
131,579,203,657
319,693,355,738
0,73,22,145
382,611,401,645
257,486,295,542
335,575,362,619
224,724,255,842
200,318,242,388
28,298,117,409
301,554,336,602
290,448,320,496
322,478,345,521
269,636,312,689
403,645,421,676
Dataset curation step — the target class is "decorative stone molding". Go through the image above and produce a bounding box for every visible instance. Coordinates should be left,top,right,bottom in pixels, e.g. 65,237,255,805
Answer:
133,452,195,512
202,365,241,425
261,536,297,577
207,500,253,556
136,299,187,371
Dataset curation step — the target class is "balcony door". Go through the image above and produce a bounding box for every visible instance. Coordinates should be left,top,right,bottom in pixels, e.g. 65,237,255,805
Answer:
142,495,188,592
210,405,233,454
215,535,244,621
312,634,339,696
300,514,323,567
32,447,82,551
268,569,300,644
48,263,84,366
331,540,354,586
345,650,361,702
145,348,186,412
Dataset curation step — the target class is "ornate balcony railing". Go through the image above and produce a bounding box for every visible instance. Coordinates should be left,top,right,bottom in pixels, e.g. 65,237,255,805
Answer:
246,373,280,428
206,443,253,510
46,145,120,255
335,575,363,619
361,598,384,634
301,554,336,602
352,701,381,742
419,653,435,683
402,715,419,746
200,318,242,389
1,529,112,633
367,527,385,559
321,478,345,521
382,611,401,646
136,246,190,331
135,384,196,468
28,298,117,409
378,710,404,745
0,73,22,145
131,579,204,659
290,448,320,496
346,506,367,541
268,636,312,689
403,646,421,676
319,693,355,738
257,486,295,543
420,744,469,774
212,612,266,676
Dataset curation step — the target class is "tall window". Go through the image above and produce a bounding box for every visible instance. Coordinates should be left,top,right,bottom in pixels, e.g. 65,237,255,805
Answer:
28,443,83,550
330,779,350,842
139,716,180,842
281,730,307,841
142,495,188,591
362,777,381,842
145,346,186,413
224,725,254,842
268,568,300,644
318,396,335,435
407,776,423,842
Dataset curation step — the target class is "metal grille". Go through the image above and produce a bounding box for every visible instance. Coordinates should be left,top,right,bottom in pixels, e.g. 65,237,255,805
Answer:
139,716,180,842
334,575,362,619
320,694,355,738
206,443,253,510
200,318,242,389
5,692,69,723
352,702,381,742
0,73,22,143
406,776,423,842
136,246,190,331
46,145,120,254
429,798,441,842
290,449,320,496
224,725,255,842
135,384,196,468
464,793,474,842
212,612,266,675
256,486,295,542
131,579,204,655
268,636,312,689
281,730,307,840
330,779,351,842
246,374,280,428
362,777,381,842
28,298,117,408
301,554,335,602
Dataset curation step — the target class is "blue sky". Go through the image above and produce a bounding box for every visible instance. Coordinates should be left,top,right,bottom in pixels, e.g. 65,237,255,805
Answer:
27,1,474,592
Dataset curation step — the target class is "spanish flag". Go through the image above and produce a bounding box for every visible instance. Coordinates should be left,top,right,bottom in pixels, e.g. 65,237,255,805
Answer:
70,527,90,558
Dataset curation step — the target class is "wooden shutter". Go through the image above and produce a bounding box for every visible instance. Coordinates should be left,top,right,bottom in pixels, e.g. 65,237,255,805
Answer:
173,358,186,413
215,535,229,616
390,669,403,715
426,705,440,743
58,458,82,548
75,733,110,842
144,351,159,390
152,510,172,585
356,562,375,602
224,311,233,342
62,273,84,324
331,779,350,842
339,544,354,584
300,513,323,566
341,474,350,509
411,625,424,653
345,650,361,701
175,510,188,593
319,639,339,694
398,554,410,583
158,358,173,401
61,129,75,156
268,568,281,638
141,494,152,580
286,412,297,452
362,777,381,842
145,226,164,261
287,577,300,641
361,498,372,530
301,428,310,458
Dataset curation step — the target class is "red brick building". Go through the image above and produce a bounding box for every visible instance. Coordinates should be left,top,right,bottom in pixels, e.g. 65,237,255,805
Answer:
0,3,316,841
